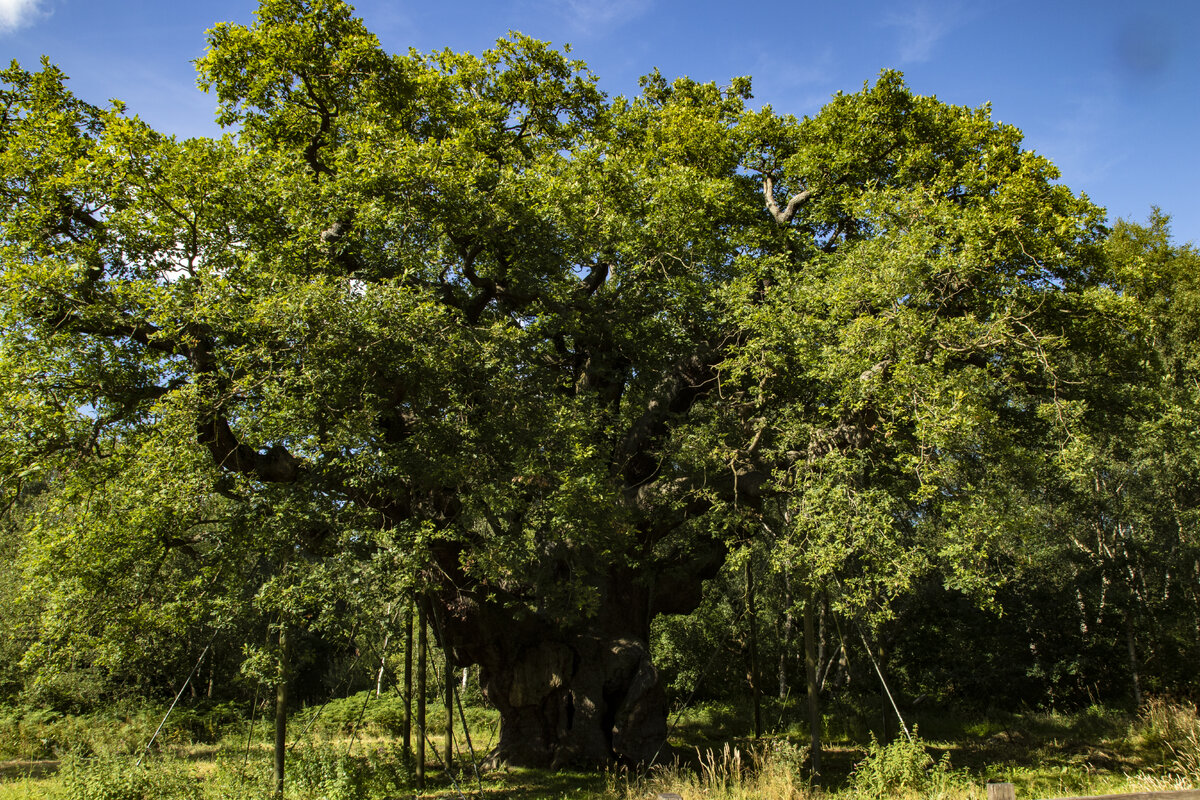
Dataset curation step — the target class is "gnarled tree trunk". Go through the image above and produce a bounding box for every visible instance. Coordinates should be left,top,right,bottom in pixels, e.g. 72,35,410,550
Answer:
478,632,666,768
433,564,706,768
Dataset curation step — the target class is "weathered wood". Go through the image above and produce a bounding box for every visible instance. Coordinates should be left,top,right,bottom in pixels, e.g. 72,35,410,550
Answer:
1046,793,1200,800
655,793,684,800
988,784,1200,800
803,585,822,775
402,598,413,762
988,783,1016,800
746,559,761,740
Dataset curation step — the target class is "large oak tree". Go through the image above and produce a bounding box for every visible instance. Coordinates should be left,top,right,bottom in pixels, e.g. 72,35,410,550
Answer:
1,0,1113,767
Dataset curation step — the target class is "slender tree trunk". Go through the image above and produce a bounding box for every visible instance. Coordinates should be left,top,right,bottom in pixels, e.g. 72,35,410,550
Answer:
417,601,428,790
273,625,288,798
779,572,794,701
1125,617,1143,708
1193,558,1200,657
803,587,822,774
444,645,455,770
878,642,889,741
815,595,830,692
746,558,762,739
403,597,413,762
376,602,393,697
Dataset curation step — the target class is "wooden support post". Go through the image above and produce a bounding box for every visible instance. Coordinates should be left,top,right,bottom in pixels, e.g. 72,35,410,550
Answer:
987,783,1016,800
803,586,822,774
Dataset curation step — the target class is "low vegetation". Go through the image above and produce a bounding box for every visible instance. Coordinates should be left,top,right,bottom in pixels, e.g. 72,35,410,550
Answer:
2,697,1197,799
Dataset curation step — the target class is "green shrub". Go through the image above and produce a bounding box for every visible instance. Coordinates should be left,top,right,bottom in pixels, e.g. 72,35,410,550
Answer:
849,729,957,799
165,702,244,745
56,756,200,800
289,746,372,800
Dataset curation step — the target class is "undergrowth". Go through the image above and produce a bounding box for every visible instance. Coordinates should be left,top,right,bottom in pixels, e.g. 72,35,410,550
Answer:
0,698,1197,799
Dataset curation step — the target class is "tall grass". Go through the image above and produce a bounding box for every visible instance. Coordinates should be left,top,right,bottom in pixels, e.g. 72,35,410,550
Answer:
1130,698,1200,791
609,740,811,800
2,698,1198,800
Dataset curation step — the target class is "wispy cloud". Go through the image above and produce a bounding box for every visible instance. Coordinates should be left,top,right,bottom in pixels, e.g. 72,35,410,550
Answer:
548,0,651,34
0,0,44,34
882,2,955,64
749,44,837,116
1034,86,1123,188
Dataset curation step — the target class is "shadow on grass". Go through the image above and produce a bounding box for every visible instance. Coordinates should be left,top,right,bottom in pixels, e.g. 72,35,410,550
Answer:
421,766,609,800
0,759,59,780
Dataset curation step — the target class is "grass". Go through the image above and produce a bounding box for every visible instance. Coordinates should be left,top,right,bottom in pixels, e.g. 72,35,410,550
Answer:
0,697,1196,799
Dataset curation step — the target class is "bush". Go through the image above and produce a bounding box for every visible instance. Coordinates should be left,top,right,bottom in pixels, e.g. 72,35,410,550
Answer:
290,744,398,800
56,756,200,800
850,729,958,799
290,748,367,800
165,702,244,745
296,690,443,739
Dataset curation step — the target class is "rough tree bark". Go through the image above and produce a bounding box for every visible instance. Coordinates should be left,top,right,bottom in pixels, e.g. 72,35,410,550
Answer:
434,562,713,768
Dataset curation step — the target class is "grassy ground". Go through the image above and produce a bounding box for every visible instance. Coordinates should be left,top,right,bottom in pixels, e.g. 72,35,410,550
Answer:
0,696,1197,799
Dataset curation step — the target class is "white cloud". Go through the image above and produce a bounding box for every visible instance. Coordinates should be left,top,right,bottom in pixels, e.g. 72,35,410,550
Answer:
883,2,954,64
0,0,44,33
553,0,650,34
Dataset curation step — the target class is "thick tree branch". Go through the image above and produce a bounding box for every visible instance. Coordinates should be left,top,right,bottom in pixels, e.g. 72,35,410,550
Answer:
578,260,610,298
617,346,720,487
196,413,302,483
763,174,814,225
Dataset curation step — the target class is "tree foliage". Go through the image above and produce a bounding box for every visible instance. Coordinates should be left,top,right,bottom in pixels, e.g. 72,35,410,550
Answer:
2,0,1197,766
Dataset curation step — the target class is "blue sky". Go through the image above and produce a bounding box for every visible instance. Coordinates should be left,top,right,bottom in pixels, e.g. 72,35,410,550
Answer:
4,0,1198,244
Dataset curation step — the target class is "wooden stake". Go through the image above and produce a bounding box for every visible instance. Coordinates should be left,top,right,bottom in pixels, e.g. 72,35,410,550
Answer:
987,783,1016,800
746,557,762,740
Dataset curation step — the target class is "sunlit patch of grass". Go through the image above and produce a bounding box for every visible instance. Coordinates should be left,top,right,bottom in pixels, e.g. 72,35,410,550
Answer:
1,699,1198,799
606,740,813,800
0,775,57,800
